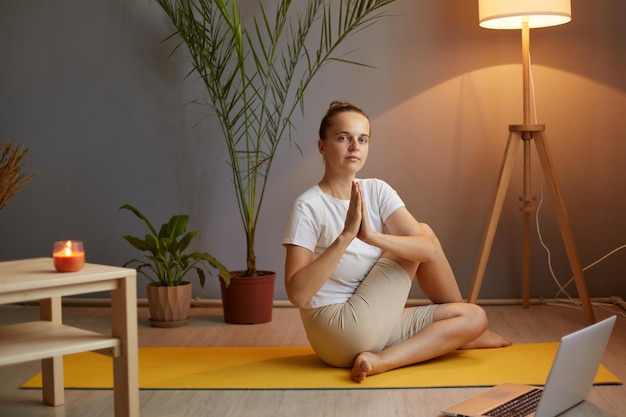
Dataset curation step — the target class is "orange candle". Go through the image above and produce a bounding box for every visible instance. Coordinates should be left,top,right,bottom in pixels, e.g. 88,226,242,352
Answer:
53,240,85,272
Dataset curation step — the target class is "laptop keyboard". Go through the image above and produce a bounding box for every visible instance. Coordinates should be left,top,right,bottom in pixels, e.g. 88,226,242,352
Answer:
484,388,543,417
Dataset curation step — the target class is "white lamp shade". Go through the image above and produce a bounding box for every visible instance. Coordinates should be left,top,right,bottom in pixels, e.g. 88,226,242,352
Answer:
479,0,571,29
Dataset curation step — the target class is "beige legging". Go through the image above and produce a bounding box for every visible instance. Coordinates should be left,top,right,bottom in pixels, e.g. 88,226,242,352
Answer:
299,257,438,368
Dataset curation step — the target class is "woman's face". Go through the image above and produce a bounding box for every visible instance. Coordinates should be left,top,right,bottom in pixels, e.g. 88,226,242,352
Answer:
318,111,370,176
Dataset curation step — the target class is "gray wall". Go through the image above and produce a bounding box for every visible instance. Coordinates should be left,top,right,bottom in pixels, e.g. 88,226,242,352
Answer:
1,0,624,302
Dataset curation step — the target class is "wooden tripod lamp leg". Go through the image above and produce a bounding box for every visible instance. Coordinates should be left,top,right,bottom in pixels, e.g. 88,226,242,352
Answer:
533,131,596,323
468,131,521,303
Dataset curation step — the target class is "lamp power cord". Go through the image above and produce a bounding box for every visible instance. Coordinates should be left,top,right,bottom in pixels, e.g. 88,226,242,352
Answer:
528,52,626,317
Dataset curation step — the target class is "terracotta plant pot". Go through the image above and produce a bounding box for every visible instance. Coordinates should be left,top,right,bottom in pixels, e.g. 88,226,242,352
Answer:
220,271,276,324
146,281,192,328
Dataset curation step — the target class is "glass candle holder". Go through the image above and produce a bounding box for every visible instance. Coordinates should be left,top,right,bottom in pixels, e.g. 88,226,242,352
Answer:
53,240,85,272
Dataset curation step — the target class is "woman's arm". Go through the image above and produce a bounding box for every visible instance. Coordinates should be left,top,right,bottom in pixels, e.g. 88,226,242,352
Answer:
284,234,352,307
358,194,438,263
284,182,363,308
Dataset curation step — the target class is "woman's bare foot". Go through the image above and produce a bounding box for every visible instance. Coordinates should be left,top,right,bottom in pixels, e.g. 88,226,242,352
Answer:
350,329,511,382
350,352,376,383
460,328,512,349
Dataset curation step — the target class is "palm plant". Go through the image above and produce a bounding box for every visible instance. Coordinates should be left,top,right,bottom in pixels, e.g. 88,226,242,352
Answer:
155,0,397,276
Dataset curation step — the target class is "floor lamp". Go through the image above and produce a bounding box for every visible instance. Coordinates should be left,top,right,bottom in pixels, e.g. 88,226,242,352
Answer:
467,0,596,324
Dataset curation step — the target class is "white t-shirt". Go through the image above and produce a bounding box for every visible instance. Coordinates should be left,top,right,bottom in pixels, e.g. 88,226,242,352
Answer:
282,178,405,308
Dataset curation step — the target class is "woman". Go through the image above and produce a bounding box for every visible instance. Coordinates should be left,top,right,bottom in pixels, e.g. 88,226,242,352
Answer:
282,101,511,383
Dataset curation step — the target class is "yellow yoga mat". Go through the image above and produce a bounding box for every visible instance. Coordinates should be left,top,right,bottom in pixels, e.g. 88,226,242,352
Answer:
21,344,621,390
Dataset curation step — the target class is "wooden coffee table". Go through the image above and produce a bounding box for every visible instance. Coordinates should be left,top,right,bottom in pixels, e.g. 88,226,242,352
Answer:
0,258,139,417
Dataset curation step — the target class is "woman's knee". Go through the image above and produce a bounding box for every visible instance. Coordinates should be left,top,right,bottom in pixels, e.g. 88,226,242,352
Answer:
418,223,443,258
434,303,488,335
419,223,438,240
464,303,488,334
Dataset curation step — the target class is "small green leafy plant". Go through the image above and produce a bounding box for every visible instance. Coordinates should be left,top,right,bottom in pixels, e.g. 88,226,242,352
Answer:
120,204,230,287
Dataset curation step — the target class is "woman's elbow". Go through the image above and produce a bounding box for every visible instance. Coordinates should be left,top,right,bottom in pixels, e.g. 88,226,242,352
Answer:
289,297,306,309
285,282,309,308
287,292,308,308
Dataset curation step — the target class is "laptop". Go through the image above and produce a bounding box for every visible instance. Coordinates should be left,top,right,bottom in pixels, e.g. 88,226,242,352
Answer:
442,315,617,417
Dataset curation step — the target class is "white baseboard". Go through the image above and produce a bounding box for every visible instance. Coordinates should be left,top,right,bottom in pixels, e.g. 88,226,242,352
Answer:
15,296,625,310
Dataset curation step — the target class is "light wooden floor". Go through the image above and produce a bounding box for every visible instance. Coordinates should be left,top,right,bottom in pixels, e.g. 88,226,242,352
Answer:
0,303,624,417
